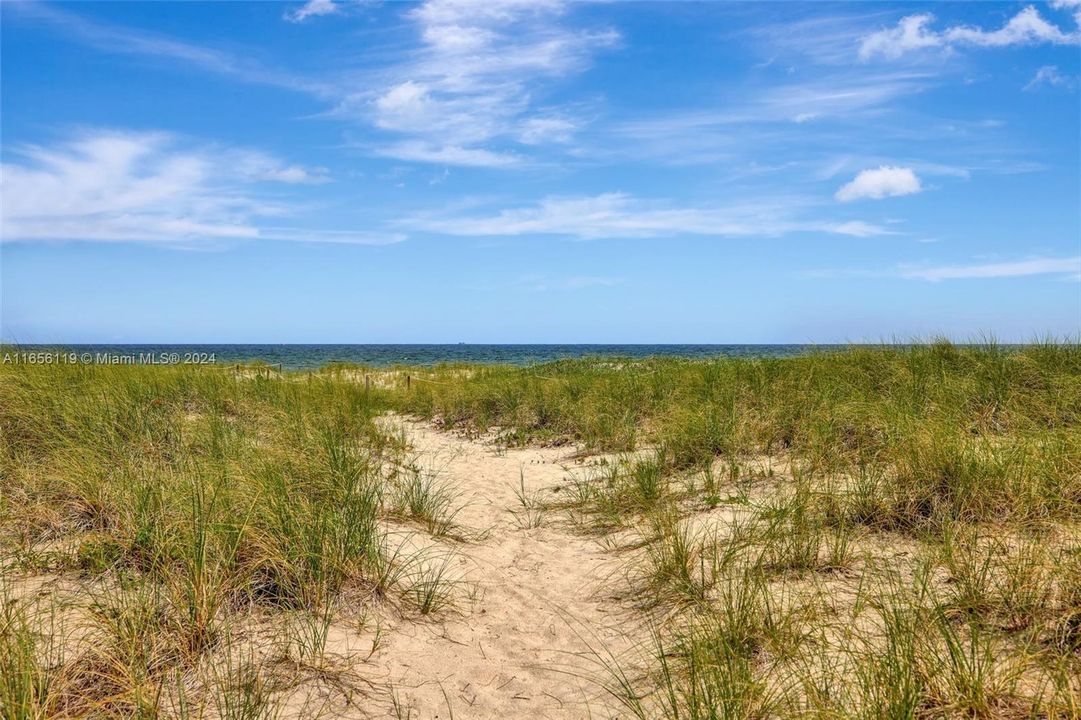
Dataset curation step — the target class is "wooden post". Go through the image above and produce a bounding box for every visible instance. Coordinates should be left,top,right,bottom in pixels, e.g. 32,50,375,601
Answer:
365,374,371,397
406,374,411,391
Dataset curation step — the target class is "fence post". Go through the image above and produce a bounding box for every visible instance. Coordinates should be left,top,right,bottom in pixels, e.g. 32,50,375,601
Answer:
365,374,371,397
406,374,411,391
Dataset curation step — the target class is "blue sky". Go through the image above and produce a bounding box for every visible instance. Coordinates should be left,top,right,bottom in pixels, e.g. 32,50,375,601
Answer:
1,0,1079,343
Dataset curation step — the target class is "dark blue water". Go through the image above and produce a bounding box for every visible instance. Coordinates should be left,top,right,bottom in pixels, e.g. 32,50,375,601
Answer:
14,344,844,370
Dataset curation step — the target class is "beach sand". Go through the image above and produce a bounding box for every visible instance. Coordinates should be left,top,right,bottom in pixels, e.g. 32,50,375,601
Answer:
341,416,640,719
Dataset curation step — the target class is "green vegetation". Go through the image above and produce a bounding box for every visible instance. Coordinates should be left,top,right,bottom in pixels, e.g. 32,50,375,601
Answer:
0,361,452,717
2,341,1079,717
397,341,1081,717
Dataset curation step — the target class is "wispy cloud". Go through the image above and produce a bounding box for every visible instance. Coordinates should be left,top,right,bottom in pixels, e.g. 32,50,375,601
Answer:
0,129,393,246
836,166,922,202
284,0,341,23
599,70,932,169
2,131,258,243
757,73,929,122
371,141,520,168
230,151,332,185
900,257,1081,281
338,0,618,166
741,10,896,66
7,2,335,97
11,1,608,168
1024,64,1077,91
616,72,928,135
260,228,404,244
830,220,897,238
860,7,1080,61
810,256,1081,281
403,192,891,240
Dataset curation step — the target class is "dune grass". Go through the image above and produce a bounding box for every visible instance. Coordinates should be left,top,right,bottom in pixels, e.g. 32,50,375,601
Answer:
2,340,1080,718
0,360,456,717
396,340,1081,717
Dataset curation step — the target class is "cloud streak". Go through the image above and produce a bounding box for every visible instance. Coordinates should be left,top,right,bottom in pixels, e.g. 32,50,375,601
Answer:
404,193,891,240
7,1,336,97
900,257,1081,281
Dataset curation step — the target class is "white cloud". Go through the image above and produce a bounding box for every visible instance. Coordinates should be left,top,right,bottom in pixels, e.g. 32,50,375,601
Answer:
260,228,404,244
421,23,497,53
231,150,332,184
257,165,330,184
830,221,896,237
410,0,564,26
284,0,340,23
354,0,618,165
373,141,519,168
901,257,1081,281
12,1,611,169
1025,64,1076,90
836,166,922,202
0,129,383,245
859,14,943,61
1,131,253,243
1051,0,1081,26
404,192,890,240
518,116,578,145
860,7,1079,60
375,81,431,119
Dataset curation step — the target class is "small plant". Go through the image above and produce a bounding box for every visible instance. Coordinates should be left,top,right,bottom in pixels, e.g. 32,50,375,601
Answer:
390,465,463,538
641,514,716,607
367,531,418,598
511,470,547,529
79,580,179,717
391,690,416,720
643,609,775,720
406,553,457,615
284,605,335,665
0,584,60,720
925,610,1022,716
701,460,722,508
757,482,826,575
629,453,666,508
855,590,927,719
209,644,281,720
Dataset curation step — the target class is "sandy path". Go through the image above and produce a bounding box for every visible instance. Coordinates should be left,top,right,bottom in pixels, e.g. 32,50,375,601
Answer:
359,417,637,720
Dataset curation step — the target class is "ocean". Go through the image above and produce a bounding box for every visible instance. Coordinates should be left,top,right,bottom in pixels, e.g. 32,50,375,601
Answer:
9,344,848,370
